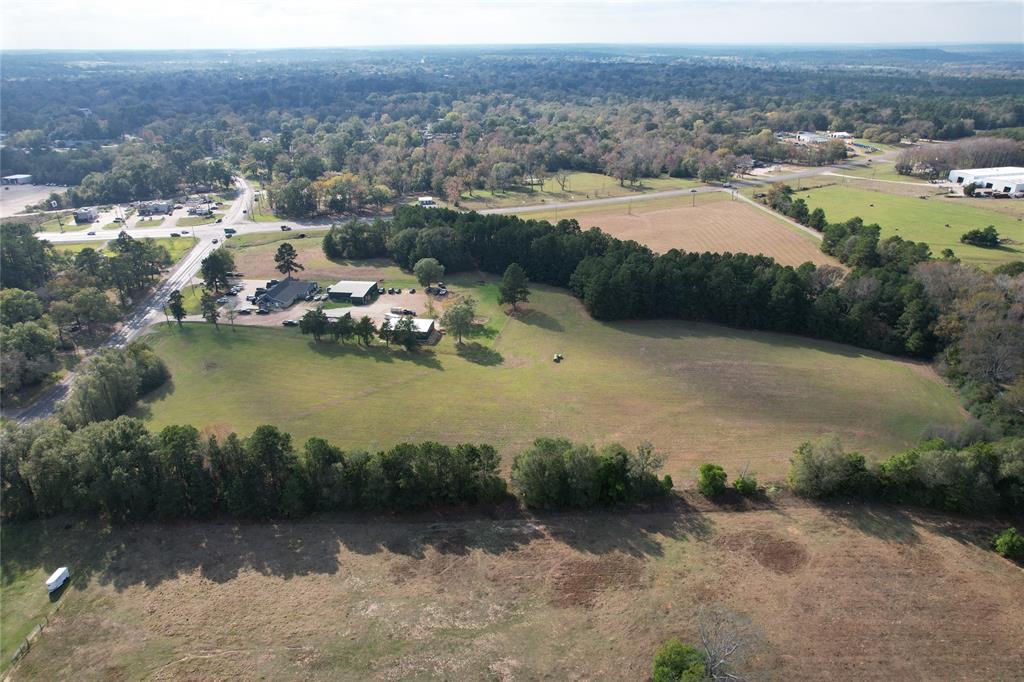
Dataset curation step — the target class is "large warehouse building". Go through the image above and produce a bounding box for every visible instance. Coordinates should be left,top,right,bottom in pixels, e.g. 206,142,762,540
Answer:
948,166,1024,194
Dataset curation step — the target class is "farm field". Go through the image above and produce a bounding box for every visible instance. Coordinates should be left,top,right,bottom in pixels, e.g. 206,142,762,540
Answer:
457,172,700,210
139,272,963,478
514,192,838,267
797,184,1024,267
3,502,1021,680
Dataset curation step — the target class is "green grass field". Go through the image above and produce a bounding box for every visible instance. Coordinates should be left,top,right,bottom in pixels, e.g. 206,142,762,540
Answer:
837,163,917,183
139,274,963,479
176,214,223,227
53,237,193,264
457,172,700,210
52,240,109,255
798,184,1024,267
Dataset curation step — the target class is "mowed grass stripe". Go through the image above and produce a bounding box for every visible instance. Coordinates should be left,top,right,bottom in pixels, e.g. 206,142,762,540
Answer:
140,281,963,478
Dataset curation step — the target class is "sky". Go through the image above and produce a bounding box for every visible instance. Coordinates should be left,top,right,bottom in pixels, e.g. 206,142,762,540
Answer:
1,0,1022,51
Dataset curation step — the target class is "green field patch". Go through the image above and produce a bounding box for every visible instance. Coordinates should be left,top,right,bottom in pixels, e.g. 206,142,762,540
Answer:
176,214,223,227
459,172,700,210
799,184,1024,268
140,278,963,478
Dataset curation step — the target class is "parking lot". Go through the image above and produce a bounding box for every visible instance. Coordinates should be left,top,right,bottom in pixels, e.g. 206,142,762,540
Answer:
206,278,444,329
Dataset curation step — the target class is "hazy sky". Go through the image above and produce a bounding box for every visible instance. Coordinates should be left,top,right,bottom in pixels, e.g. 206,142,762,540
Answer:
1,0,1022,50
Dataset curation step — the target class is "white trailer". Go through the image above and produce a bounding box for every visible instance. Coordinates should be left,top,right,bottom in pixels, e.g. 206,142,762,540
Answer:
46,566,70,593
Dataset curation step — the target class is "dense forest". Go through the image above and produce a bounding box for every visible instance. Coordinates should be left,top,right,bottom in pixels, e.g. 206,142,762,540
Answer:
2,47,1023,208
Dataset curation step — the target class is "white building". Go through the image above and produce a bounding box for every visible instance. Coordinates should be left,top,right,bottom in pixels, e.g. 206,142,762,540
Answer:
417,196,437,207
74,207,99,224
947,166,1024,187
797,131,828,144
1,174,33,185
828,131,852,139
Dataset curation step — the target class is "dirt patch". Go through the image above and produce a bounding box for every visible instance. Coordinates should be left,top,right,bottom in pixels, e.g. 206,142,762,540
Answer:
550,553,643,608
718,530,809,574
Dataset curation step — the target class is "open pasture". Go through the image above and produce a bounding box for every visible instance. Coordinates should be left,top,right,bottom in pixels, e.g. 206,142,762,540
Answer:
139,274,963,479
798,183,1024,267
3,502,1021,680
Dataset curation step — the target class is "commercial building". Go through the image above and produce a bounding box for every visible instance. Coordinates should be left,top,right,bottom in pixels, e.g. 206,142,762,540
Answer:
261,279,317,309
797,131,828,144
74,207,98,224
1,174,33,185
947,166,1024,188
326,280,379,305
828,131,852,139
138,200,174,216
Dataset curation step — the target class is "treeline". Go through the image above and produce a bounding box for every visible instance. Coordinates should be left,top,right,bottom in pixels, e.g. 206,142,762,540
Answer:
0,418,671,522
895,137,1024,179
330,206,939,357
789,434,1024,515
760,185,1024,434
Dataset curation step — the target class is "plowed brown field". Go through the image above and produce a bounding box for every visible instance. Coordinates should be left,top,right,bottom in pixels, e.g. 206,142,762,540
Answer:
524,193,839,267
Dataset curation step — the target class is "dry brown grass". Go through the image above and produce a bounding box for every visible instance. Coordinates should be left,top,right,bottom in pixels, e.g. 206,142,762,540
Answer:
523,193,838,267
7,501,1023,681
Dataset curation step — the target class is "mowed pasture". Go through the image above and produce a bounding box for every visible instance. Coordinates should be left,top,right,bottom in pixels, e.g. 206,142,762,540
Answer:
798,183,1024,268
515,192,837,267
4,503,1022,680
138,271,963,479
458,171,701,210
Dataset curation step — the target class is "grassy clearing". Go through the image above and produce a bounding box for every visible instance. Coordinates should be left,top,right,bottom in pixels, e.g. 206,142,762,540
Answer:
151,237,195,264
131,217,165,229
52,240,110,255
139,273,962,478
798,183,1024,267
838,163,916,183
458,172,700,210
176,214,223,227
512,192,836,267
4,504,1021,680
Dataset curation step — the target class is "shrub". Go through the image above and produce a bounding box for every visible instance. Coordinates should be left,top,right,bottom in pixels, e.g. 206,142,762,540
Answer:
652,639,706,682
510,438,668,509
733,473,758,496
960,225,1000,247
992,528,1024,560
788,435,874,498
697,463,727,498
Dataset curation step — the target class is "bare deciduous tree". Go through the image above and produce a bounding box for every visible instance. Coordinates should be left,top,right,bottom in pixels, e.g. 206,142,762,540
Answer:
696,604,761,681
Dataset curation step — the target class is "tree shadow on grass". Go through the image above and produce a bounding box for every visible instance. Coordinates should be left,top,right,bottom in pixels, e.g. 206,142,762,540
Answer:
818,501,923,544
1,499,714,593
305,341,443,370
515,308,564,332
456,342,503,366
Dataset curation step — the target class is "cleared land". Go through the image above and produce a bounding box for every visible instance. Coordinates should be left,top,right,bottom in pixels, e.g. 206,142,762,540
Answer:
797,183,1024,268
3,502,1022,680
140,268,962,478
458,172,700,210
516,192,838,267
53,237,193,264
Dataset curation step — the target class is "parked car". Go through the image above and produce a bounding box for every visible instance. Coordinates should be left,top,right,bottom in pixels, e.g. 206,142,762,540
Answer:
238,308,252,315
409,288,416,293
256,308,270,315
169,232,180,238
378,287,386,294
216,296,228,304
216,218,223,223
246,295,257,302
282,319,298,327
280,225,292,231
180,230,189,234
394,288,402,294
437,288,448,296
226,291,237,296
268,279,279,286
403,308,416,316
425,286,435,294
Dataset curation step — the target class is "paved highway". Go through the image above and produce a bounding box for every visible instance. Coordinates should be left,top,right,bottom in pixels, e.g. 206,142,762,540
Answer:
10,178,264,421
